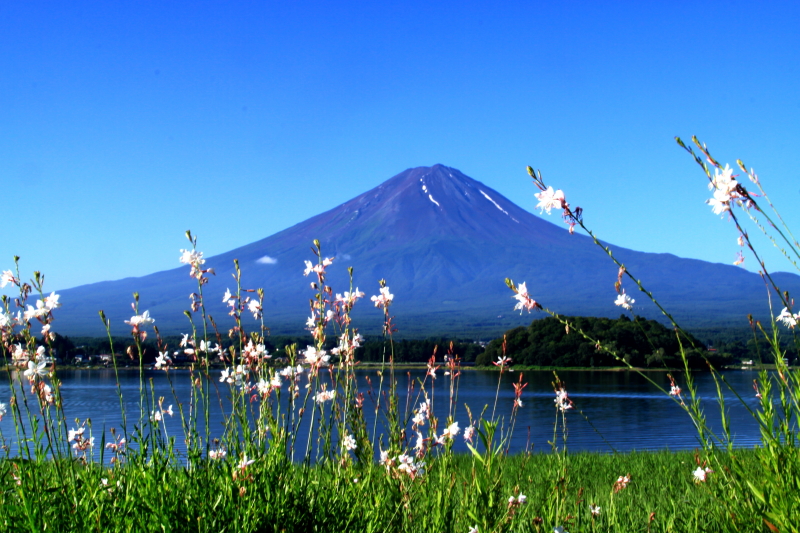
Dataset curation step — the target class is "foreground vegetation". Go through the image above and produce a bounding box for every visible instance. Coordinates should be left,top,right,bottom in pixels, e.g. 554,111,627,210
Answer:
0,449,764,532
2,138,800,532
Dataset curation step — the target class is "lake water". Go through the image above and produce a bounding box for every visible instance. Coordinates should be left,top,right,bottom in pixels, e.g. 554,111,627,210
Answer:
0,367,765,458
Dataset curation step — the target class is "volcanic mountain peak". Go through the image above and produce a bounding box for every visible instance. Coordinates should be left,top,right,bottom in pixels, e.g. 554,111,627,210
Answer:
55,164,800,337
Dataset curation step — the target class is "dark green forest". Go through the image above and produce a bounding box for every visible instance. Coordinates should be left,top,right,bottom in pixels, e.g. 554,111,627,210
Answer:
15,319,790,369
475,315,760,369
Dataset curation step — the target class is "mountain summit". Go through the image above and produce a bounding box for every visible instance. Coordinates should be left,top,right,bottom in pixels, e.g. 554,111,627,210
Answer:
58,165,799,336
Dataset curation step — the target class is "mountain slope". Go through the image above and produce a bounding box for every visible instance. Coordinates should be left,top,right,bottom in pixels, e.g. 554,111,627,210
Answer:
56,165,800,337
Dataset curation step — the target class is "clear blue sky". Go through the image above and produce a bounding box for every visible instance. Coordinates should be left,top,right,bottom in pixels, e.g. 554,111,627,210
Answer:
2,1,799,294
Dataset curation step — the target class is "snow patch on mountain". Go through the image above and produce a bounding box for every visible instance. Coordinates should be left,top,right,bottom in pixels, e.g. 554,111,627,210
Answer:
479,190,508,215
428,194,440,207
256,256,278,265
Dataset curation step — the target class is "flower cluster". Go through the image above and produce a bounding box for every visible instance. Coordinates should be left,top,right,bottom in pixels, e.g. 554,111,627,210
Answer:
706,164,752,215
303,345,330,373
151,403,174,422
22,292,61,322
314,389,336,403
208,448,227,460
68,426,95,456
370,286,394,309
330,331,363,365
396,453,425,479
179,249,212,280
104,432,126,457
412,401,430,427
614,474,631,492
555,387,573,412
342,434,357,451
220,365,248,388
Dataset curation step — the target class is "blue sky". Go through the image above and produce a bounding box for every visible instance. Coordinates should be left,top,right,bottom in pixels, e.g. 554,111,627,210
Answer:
2,1,799,294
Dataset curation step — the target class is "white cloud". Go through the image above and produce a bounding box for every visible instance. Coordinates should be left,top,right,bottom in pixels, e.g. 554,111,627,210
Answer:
256,256,278,265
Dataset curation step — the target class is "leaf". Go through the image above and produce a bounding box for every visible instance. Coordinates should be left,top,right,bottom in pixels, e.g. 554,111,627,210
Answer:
763,519,779,533
465,443,485,464
745,481,766,505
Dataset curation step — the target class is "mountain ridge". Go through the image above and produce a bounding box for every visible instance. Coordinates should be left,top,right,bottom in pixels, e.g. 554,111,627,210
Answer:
54,165,800,337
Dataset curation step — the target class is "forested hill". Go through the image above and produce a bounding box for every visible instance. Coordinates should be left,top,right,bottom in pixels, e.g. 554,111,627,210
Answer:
476,315,714,368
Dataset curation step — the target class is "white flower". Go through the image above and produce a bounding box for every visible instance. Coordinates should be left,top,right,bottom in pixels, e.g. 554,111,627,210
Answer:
464,425,475,443
442,421,460,440
693,466,712,483
44,292,61,310
303,346,330,366
396,454,425,478
0,306,14,328
513,282,538,313
247,299,262,319
343,434,357,451
303,257,333,276
24,360,48,381
0,402,6,420
379,449,391,466
314,390,336,403
534,186,565,214
590,504,601,516
709,164,737,195
23,300,49,321
777,307,799,329
68,427,85,442
154,352,171,370
179,249,205,267
468,527,479,533
0,270,16,288
237,454,255,470
508,493,527,505
614,290,634,310
125,310,154,328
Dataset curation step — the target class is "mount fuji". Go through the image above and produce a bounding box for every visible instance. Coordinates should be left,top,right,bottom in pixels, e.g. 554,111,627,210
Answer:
56,165,800,337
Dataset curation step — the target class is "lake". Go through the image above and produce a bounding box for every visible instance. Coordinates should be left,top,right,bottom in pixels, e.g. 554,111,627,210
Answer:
0,367,765,458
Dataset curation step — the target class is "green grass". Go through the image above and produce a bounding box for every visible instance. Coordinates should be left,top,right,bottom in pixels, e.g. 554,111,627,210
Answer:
0,448,766,532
